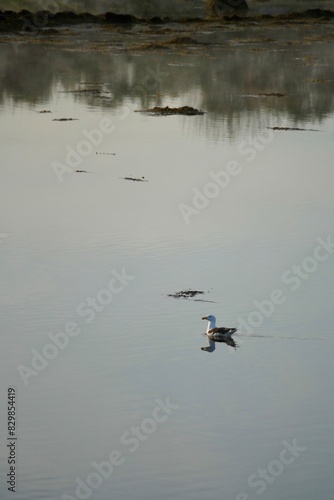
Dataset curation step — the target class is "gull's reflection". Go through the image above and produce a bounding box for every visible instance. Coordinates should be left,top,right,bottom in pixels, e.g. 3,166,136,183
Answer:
201,334,238,352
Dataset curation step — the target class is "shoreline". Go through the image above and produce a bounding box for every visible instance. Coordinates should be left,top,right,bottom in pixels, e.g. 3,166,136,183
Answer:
1,8,334,33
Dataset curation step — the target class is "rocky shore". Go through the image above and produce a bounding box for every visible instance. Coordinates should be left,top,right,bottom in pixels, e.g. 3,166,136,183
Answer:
0,8,333,33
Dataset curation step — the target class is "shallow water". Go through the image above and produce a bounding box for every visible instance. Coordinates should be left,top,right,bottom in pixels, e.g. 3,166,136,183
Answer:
1,20,334,500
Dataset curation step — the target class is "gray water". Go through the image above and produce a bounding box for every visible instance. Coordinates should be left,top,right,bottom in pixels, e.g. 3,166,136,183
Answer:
1,19,334,500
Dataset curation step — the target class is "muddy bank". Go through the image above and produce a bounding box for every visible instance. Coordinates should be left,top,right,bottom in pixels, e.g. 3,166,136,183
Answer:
1,8,334,32
0,10,197,32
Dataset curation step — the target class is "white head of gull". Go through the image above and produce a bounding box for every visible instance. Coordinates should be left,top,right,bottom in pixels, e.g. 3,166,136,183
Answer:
202,315,237,340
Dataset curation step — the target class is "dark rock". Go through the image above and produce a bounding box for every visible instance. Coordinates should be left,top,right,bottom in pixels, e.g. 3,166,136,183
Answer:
302,9,334,19
147,16,165,24
104,12,139,24
208,0,249,17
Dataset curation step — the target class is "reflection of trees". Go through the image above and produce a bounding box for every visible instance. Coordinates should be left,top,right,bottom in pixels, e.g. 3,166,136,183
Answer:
0,46,55,105
0,41,333,137
198,45,334,121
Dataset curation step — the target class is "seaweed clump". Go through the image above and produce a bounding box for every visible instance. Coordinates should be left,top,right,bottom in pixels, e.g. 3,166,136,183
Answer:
136,106,204,116
121,177,147,182
168,290,205,299
267,126,320,131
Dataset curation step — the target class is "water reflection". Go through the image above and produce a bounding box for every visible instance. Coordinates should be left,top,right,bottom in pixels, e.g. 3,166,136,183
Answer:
201,334,238,351
1,32,334,138
1,13,334,500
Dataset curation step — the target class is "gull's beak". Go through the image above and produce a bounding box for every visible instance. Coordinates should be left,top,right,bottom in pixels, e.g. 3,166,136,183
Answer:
201,316,207,320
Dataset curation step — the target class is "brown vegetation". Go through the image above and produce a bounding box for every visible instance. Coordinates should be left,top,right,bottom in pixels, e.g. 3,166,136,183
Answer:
136,106,204,116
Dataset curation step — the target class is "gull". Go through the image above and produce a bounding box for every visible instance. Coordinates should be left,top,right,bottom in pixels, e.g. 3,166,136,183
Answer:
202,315,237,340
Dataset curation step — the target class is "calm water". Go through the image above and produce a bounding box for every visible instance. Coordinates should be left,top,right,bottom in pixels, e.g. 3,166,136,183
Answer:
1,19,334,500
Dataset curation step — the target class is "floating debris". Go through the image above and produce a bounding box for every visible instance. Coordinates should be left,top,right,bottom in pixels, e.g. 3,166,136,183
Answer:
168,289,205,299
121,177,148,182
308,79,334,83
52,118,79,121
132,36,199,51
60,89,112,98
257,93,286,97
167,289,216,302
268,126,321,131
63,89,101,93
79,82,109,85
193,298,217,303
136,106,204,116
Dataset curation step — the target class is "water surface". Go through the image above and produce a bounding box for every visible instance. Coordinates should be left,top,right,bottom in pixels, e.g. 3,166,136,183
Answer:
0,20,334,500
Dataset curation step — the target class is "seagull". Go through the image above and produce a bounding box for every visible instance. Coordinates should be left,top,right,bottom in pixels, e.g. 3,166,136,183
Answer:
202,315,237,340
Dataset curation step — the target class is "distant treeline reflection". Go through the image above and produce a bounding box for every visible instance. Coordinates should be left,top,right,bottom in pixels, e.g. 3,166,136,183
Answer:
0,43,333,137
